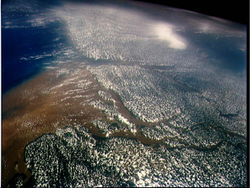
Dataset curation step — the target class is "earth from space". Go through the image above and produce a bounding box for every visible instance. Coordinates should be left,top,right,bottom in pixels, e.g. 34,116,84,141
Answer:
2,0,247,187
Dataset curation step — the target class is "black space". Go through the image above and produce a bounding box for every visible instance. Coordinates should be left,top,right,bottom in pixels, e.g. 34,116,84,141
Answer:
1,0,248,24
133,0,249,24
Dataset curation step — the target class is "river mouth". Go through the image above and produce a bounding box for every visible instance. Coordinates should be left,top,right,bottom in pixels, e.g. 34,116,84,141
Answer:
2,0,247,187
2,62,247,187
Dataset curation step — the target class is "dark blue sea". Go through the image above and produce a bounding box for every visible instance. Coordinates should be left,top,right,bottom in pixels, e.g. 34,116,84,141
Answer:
2,0,247,94
2,1,71,94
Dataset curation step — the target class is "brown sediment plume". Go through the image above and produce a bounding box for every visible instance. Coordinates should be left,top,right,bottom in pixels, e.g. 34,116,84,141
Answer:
2,66,105,186
2,63,172,186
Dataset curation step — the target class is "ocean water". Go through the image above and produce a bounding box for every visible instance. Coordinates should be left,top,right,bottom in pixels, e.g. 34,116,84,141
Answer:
189,33,246,72
3,24,61,93
2,0,246,94
2,4,69,93
2,1,247,187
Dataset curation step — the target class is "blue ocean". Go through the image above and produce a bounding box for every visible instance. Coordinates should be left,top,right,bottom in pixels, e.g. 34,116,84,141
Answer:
2,1,72,93
2,0,246,94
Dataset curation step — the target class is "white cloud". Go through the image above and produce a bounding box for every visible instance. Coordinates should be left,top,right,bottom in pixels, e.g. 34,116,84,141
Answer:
154,23,187,50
